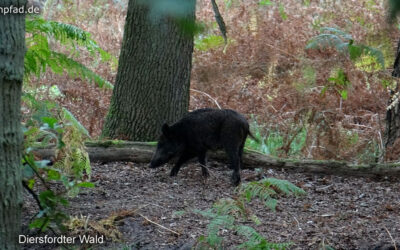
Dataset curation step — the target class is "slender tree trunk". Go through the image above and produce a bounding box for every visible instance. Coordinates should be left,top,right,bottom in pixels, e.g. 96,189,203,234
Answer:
385,38,400,150
392,39,400,78
102,0,196,141
0,1,26,249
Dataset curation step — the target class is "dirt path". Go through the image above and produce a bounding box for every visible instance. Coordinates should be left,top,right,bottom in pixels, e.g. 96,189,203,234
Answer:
22,161,400,249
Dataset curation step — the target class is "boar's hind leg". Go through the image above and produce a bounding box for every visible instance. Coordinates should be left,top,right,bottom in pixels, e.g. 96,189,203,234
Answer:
239,139,246,169
198,151,209,177
224,145,241,186
170,152,195,177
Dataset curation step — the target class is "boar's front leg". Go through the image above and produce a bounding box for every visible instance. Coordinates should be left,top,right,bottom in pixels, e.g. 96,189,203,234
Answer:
198,150,209,177
170,151,195,177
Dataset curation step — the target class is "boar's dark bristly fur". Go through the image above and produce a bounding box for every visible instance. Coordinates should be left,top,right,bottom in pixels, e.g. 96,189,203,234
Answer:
149,108,257,186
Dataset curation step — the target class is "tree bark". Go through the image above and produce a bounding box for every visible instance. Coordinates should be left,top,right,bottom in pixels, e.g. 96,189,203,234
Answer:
34,141,400,179
0,1,26,249
392,38,400,78
102,0,196,141
385,38,400,152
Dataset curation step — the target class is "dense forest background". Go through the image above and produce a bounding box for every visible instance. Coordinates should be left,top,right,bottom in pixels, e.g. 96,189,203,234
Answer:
31,0,400,163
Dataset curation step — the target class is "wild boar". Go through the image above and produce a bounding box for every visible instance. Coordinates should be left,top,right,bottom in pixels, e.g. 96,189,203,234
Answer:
149,108,257,186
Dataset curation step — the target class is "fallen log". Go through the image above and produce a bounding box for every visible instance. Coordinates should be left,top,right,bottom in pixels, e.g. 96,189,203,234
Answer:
33,140,400,178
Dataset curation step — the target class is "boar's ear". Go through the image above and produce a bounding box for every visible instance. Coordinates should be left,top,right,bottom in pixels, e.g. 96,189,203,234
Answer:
161,123,170,137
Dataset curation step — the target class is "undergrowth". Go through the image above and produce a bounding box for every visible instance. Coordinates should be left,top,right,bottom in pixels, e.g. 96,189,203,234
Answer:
195,178,305,249
22,93,94,232
246,119,307,157
21,11,113,233
191,0,393,162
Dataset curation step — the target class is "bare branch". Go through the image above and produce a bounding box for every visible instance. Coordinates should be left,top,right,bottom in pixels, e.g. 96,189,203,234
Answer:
211,0,227,44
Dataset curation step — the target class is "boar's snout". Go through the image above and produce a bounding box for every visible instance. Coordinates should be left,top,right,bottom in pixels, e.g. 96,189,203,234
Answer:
149,161,163,168
149,151,168,168
149,158,162,168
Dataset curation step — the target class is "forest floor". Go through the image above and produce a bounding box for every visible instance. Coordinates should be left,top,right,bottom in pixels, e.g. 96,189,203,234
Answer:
22,161,400,250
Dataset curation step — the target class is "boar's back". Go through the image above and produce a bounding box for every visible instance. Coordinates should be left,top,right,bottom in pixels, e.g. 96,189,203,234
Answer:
171,108,250,150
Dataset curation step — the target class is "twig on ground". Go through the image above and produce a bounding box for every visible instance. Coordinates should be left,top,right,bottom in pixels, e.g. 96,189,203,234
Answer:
138,213,180,236
384,226,397,250
147,203,166,209
114,204,149,221
290,213,302,231
315,184,333,192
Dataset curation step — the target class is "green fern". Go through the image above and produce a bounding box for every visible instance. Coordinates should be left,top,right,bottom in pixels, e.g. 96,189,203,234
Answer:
263,178,306,196
25,49,113,88
195,178,304,249
239,178,306,211
236,225,291,250
241,181,277,209
54,122,91,184
306,27,352,52
236,225,266,249
213,198,247,218
26,17,111,61
306,26,385,68
196,208,235,248
25,16,114,88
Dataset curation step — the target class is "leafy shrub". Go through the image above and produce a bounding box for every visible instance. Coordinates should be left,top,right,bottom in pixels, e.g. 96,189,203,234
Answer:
306,26,385,69
22,94,94,232
195,34,225,51
21,14,112,233
322,68,351,100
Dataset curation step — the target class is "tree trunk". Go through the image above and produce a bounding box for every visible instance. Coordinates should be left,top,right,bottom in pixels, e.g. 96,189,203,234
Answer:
102,0,196,141
385,38,400,153
392,38,400,78
385,95,400,148
0,1,26,249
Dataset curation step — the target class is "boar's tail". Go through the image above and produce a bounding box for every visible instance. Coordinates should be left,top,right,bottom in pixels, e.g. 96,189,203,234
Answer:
248,131,260,143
